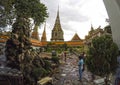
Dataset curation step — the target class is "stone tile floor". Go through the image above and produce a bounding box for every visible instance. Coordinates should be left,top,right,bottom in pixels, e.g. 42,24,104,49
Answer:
52,54,94,85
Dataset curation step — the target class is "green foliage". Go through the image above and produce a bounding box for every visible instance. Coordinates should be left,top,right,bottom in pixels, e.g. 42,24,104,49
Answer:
86,35,118,76
0,0,16,28
71,46,84,54
46,42,68,53
0,0,48,28
51,56,60,64
63,43,67,51
43,60,52,71
32,67,47,79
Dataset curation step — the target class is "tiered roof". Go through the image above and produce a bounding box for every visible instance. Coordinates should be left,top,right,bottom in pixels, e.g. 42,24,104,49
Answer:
71,33,82,41
51,8,64,41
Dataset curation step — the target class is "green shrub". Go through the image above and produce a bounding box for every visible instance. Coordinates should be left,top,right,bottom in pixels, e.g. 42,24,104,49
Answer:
32,67,47,79
86,35,118,77
51,56,59,64
43,60,52,71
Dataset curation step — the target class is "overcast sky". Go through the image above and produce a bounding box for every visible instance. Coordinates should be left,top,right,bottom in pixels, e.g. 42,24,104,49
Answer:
39,0,109,41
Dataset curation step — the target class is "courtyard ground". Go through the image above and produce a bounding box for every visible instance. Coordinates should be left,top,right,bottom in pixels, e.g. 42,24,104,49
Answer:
52,53,95,85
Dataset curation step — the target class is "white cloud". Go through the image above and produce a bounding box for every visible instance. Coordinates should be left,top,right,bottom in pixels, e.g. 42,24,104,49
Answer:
40,0,109,41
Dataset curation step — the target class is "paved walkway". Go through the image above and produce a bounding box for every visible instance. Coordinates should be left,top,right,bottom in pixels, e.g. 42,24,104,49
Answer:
52,54,94,85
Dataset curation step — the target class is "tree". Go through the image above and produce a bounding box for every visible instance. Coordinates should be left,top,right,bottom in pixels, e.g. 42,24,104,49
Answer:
0,0,48,84
0,0,48,68
0,0,15,30
86,35,118,84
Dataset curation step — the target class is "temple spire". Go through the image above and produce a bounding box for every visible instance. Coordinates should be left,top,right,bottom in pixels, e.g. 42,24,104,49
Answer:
51,7,64,41
57,5,59,19
91,24,94,31
41,23,47,41
89,24,94,35
54,6,62,31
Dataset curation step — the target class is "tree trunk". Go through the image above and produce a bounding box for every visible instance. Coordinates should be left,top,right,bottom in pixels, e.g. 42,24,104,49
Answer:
5,17,32,70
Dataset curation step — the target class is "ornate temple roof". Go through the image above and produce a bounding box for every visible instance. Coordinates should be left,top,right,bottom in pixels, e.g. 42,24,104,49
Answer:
71,33,82,41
